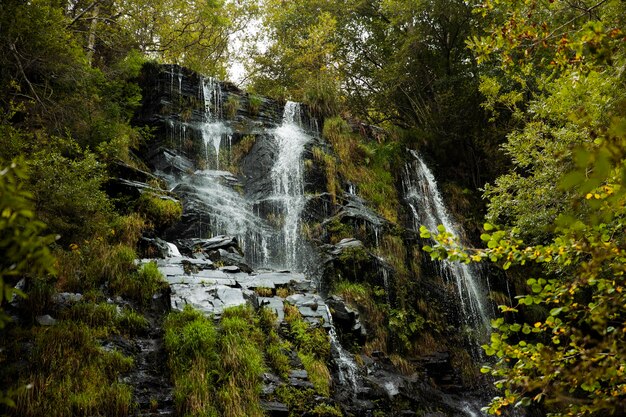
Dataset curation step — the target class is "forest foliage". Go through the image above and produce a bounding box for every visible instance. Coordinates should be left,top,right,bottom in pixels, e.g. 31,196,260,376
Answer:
1,0,626,415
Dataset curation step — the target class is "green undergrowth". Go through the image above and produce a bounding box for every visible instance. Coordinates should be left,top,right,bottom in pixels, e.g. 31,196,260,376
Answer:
1,313,142,417
60,302,148,336
56,239,167,307
322,117,402,222
258,307,291,379
165,303,336,417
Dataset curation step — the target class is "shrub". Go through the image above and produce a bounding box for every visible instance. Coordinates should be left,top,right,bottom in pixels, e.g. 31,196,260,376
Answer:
111,213,145,247
60,302,148,335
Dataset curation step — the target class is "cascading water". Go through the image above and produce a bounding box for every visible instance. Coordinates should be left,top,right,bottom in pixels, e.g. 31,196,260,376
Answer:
177,170,273,265
324,306,359,395
402,150,490,342
270,101,312,270
200,77,232,169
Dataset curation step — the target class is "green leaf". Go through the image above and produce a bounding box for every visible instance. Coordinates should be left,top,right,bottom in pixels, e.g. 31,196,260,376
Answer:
550,307,564,316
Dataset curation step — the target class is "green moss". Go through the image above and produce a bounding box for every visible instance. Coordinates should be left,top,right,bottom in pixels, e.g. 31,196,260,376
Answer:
298,352,331,396
311,403,343,417
333,281,388,354
312,146,338,203
231,135,256,170
325,217,353,244
258,307,292,379
136,192,182,231
284,304,330,358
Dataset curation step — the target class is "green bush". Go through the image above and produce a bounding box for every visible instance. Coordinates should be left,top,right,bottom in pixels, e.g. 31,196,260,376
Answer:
60,302,148,335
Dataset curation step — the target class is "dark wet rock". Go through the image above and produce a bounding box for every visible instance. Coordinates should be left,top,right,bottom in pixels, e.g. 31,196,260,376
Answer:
289,369,308,379
216,249,253,273
261,401,289,417
147,147,195,177
318,194,391,246
124,336,175,417
302,193,336,223
328,238,364,256
36,314,57,326
174,236,241,257
289,377,315,390
326,295,366,342
106,178,161,201
139,237,173,259
262,373,283,396
238,271,309,290
200,235,239,251
150,286,172,315
241,135,277,201
109,159,159,184
9,278,27,307
418,352,462,391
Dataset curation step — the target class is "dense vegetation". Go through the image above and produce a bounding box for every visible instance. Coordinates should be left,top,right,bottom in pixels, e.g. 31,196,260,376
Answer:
1,0,625,416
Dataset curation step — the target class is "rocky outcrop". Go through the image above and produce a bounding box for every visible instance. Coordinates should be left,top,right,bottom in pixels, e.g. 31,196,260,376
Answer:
128,63,496,417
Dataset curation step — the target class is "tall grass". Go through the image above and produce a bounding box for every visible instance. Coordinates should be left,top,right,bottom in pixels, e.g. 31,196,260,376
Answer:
164,305,266,417
12,322,134,417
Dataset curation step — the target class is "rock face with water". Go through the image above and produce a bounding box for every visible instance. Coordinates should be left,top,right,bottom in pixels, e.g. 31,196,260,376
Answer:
130,63,495,416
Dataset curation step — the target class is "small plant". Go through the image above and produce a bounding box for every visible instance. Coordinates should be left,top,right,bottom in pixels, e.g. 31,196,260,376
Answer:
311,403,343,417
255,287,273,297
248,94,263,116
298,352,331,396
111,213,145,246
225,96,240,120
275,287,290,298
230,135,256,168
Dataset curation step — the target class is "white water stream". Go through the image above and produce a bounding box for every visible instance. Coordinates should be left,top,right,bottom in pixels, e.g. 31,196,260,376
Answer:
270,102,312,270
402,150,490,341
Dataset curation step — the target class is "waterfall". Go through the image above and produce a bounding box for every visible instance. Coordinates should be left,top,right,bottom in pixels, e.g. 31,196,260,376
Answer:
200,77,231,169
270,102,312,270
324,305,359,395
402,150,490,341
